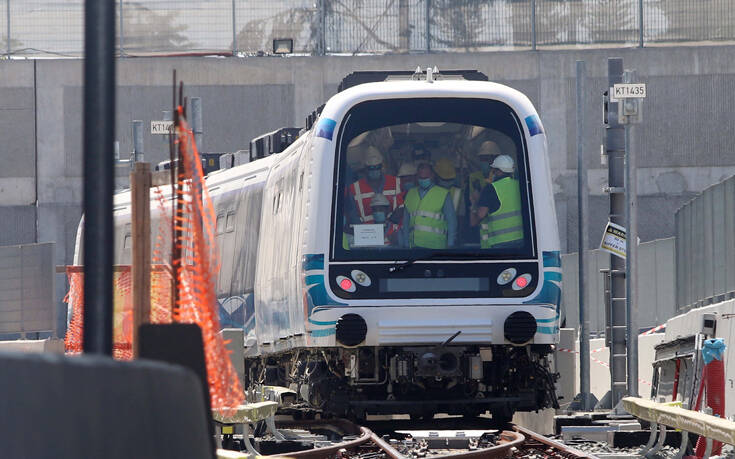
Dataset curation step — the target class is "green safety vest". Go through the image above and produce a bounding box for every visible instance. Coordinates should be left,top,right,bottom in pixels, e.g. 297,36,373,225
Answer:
405,186,449,249
480,177,524,248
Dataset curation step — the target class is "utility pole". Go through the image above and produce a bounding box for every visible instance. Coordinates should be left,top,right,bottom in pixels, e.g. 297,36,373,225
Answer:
604,57,627,408
576,60,593,410
603,59,645,407
619,69,644,398
83,0,116,355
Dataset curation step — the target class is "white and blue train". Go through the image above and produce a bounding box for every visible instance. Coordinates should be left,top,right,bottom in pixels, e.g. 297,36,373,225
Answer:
111,68,562,420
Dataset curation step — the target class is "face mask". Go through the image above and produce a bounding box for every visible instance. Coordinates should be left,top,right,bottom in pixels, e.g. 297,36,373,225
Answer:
418,178,432,189
367,169,382,180
438,179,454,188
373,211,386,223
402,182,416,192
480,162,491,176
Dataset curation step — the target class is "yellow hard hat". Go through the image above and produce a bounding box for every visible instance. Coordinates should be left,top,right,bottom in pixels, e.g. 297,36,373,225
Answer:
434,157,456,180
478,140,501,157
364,146,383,167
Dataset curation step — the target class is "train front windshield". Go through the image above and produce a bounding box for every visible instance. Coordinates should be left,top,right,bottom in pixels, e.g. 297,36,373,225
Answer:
332,97,536,262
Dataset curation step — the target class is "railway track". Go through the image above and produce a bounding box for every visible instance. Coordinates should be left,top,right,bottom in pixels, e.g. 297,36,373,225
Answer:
257,418,598,459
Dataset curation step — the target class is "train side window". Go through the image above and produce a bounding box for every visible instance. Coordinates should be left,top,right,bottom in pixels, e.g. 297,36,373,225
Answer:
216,214,225,234
225,211,236,233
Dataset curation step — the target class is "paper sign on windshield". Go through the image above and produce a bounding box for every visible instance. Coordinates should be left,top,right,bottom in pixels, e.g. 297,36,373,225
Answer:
353,224,385,247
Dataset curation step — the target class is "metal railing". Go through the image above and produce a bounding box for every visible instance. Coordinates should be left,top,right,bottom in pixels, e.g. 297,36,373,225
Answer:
2,0,735,58
675,175,735,313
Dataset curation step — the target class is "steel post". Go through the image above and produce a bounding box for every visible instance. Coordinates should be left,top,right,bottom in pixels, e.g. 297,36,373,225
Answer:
118,0,124,56
606,57,627,407
576,60,592,409
638,0,644,48
317,0,326,55
83,0,116,355
624,69,639,397
231,0,236,55
425,0,431,52
6,0,10,57
191,97,203,150
531,0,537,50
132,119,144,163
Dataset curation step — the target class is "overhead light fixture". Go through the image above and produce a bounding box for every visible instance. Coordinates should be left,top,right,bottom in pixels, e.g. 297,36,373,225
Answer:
273,38,293,54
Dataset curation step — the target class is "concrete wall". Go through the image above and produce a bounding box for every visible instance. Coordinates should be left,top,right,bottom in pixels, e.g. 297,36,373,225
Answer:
556,328,664,408
563,237,676,335
3,45,735,325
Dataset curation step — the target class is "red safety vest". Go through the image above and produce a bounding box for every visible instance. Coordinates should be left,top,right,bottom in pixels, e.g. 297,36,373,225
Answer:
348,176,402,223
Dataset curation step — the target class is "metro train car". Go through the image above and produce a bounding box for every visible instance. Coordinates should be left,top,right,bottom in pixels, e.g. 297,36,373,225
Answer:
109,68,562,421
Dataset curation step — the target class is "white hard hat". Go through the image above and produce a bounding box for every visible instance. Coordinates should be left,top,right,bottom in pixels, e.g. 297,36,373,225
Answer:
348,131,370,148
478,140,501,157
346,145,364,169
490,155,515,173
370,193,390,208
364,146,383,167
397,162,417,177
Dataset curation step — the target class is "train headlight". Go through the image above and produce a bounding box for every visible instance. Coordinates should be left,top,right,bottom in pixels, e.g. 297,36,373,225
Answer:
512,274,532,290
351,269,371,287
497,268,517,285
337,275,356,293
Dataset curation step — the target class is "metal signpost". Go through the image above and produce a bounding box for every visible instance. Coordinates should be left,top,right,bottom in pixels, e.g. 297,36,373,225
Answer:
603,58,627,409
602,58,645,407
617,71,645,398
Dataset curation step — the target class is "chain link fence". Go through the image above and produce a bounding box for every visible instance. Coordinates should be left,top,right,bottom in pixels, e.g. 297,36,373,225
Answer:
2,0,735,57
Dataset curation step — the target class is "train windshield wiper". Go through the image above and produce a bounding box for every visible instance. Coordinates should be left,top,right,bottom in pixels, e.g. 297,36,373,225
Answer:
388,252,485,273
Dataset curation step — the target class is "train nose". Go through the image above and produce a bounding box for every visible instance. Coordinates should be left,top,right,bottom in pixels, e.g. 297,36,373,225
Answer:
504,311,537,344
335,313,368,346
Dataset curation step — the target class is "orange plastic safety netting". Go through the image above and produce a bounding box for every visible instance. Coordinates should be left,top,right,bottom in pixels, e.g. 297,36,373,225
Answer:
64,104,243,414
64,267,173,360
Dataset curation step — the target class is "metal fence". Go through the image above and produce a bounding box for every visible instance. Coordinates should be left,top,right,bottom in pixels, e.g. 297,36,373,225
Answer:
675,175,735,313
2,0,735,57
0,242,56,337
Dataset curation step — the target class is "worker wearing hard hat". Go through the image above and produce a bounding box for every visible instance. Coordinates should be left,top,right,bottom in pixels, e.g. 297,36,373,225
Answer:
369,193,402,247
469,141,502,195
397,162,418,194
347,146,402,224
470,154,524,248
402,163,457,249
434,157,465,219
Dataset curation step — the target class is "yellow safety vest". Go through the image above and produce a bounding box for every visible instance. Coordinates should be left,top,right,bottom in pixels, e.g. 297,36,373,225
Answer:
480,177,523,248
405,186,449,249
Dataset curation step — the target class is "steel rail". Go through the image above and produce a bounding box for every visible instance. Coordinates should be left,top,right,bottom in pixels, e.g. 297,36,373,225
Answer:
513,424,596,458
270,418,527,459
422,431,526,459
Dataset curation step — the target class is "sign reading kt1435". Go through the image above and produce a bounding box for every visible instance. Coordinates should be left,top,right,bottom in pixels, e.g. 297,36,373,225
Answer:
611,83,646,99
